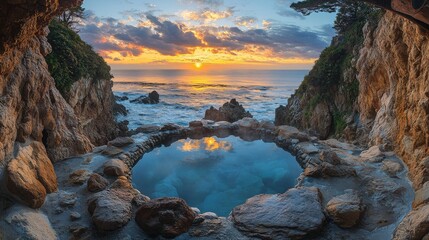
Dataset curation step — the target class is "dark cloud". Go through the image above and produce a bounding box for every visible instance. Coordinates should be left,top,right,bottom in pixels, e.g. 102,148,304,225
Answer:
78,10,329,59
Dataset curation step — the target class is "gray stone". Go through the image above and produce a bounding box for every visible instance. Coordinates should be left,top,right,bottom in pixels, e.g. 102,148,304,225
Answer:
103,159,129,177
204,99,252,123
68,169,91,185
382,160,404,177
326,190,364,228
108,137,134,147
393,204,429,240
297,142,319,154
101,146,124,156
231,187,325,239
70,212,81,221
60,192,77,207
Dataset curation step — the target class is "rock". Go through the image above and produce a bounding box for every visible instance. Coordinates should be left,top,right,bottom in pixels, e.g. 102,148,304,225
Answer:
189,214,224,237
118,120,129,134
6,141,57,208
204,99,252,123
189,121,203,128
160,123,183,131
326,190,364,228
360,146,384,162
115,95,129,101
274,105,288,126
130,91,160,104
113,103,128,116
128,125,161,135
87,173,109,193
234,117,259,129
108,137,134,147
88,187,137,231
60,192,77,207
191,207,201,215
69,224,89,239
101,146,124,156
133,193,151,206
0,205,57,240
382,160,404,177
231,187,325,239
413,182,429,208
135,197,196,238
393,203,429,240
103,159,129,177
70,212,81,221
68,169,91,185
277,125,310,142
297,142,319,154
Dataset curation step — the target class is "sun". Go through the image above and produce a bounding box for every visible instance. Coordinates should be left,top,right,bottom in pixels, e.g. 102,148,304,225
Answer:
194,62,203,69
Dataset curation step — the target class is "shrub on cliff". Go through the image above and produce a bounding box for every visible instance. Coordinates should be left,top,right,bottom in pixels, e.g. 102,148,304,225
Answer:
45,20,112,95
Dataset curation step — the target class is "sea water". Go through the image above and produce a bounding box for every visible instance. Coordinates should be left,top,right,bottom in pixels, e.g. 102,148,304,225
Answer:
132,136,301,216
112,69,307,129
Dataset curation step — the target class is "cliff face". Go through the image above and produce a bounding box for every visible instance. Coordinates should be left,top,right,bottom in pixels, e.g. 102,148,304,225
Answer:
357,11,429,189
0,0,118,208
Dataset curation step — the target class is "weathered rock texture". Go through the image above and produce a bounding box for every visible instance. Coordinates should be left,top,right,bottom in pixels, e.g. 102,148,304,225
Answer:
0,0,118,209
357,12,429,189
204,99,253,123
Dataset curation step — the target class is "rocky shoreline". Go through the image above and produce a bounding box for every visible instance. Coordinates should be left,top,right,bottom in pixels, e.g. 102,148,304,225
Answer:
0,117,414,239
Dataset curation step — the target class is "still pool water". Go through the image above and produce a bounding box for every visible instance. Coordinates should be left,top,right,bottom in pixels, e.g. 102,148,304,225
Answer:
132,136,302,216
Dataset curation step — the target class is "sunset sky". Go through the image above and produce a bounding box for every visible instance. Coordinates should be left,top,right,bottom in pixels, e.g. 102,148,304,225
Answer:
80,0,336,70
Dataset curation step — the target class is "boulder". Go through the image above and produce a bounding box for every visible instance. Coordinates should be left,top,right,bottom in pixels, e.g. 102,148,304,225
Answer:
360,146,384,162
87,173,109,193
135,197,196,238
304,151,356,178
6,141,57,208
113,103,128,116
231,187,325,239
68,169,91,185
103,159,129,177
0,205,57,240
382,160,404,177
115,95,129,101
204,99,252,123
413,182,429,208
87,179,139,231
101,146,124,156
277,125,310,142
393,204,429,240
326,190,364,228
160,123,183,131
189,121,204,128
128,125,161,135
108,137,134,148
130,91,160,104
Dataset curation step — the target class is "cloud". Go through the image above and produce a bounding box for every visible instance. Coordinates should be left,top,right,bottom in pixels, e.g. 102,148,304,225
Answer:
78,10,329,59
181,7,234,23
277,9,305,19
182,0,224,7
234,16,258,28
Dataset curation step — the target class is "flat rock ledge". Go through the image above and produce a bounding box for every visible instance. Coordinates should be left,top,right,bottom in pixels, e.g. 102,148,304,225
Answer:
231,187,325,239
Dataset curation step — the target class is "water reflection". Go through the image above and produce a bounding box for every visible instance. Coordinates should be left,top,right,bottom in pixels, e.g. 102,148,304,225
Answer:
132,136,302,216
179,137,233,152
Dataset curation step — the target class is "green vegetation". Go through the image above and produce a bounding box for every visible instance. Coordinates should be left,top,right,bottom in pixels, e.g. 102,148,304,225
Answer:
45,20,112,95
291,0,383,135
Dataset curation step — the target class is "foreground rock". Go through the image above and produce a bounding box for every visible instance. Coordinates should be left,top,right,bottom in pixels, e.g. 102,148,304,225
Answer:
6,142,57,208
103,159,129,176
326,190,364,228
231,187,325,239
304,150,356,178
131,91,160,104
87,177,139,231
0,205,57,240
135,197,196,238
87,173,109,193
204,99,252,123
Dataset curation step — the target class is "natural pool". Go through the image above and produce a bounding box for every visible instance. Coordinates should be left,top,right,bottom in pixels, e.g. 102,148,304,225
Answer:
132,136,302,216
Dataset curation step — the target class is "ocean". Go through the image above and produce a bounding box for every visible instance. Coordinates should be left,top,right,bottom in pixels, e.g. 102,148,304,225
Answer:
112,69,308,129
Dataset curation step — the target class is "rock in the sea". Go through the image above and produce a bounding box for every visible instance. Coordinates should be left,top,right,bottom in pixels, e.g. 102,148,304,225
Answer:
326,190,364,228
204,99,252,123
128,125,161,135
130,91,160,104
108,137,134,148
103,159,129,177
113,103,128,116
231,187,325,239
6,141,57,209
68,169,91,185
115,95,129,101
0,205,57,240
135,197,196,238
87,173,109,193
189,121,204,128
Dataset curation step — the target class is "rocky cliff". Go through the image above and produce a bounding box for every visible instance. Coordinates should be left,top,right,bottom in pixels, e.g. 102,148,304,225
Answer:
0,0,118,208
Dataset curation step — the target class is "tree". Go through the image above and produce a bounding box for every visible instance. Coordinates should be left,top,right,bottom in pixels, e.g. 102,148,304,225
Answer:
290,0,345,15
57,5,85,30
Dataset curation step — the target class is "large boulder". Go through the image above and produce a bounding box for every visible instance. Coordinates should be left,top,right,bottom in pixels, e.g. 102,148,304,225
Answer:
326,190,365,228
204,99,252,123
103,159,129,177
304,150,357,178
6,141,57,208
0,205,57,240
130,91,160,104
87,177,139,231
393,203,429,240
135,197,196,238
231,187,325,239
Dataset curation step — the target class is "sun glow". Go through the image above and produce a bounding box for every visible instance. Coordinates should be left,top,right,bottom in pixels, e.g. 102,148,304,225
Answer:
194,62,203,69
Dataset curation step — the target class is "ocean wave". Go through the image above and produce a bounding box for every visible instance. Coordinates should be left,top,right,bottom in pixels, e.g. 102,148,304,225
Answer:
114,81,272,91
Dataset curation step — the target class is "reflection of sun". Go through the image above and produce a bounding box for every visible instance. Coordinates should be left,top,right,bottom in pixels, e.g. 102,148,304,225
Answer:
194,62,202,69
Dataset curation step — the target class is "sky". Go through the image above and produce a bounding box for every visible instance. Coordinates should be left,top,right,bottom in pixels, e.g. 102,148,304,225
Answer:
80,0,337,70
